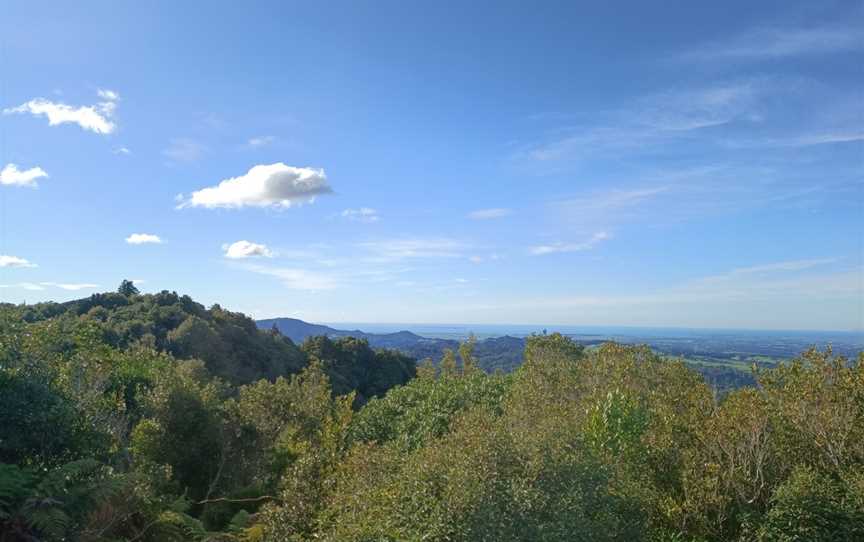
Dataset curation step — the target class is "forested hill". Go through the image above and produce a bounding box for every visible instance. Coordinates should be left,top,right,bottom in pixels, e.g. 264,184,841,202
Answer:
5,283,416,397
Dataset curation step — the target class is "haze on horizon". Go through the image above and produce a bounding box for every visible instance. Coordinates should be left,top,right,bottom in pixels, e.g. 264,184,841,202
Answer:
1,1,862,332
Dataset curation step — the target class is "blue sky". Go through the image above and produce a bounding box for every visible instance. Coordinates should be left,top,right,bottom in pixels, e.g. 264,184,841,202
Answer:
0,0,862,331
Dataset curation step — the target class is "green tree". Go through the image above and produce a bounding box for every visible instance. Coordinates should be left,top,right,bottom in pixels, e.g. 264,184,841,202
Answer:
117,279,140,297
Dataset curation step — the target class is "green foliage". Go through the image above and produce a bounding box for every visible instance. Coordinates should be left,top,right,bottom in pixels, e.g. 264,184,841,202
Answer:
0,459,123,541
14,289,306,384
300,335,415,405
347,365,512,451
2,294,863,541
118,279,141,297
131,360,227,502
758,466,864,541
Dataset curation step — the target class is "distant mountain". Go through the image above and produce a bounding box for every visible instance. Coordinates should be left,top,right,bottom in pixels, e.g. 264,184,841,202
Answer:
257,317,527,372
257,317,774,390
257,317,345,342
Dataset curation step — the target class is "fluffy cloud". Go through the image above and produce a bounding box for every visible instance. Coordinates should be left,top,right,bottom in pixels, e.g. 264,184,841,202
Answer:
0,164,48,187
341,208,380,223
178,163,331,209
223,240,274,259
530,232,611,255
468,208,512,220
125,233,162,245
3,90,119,134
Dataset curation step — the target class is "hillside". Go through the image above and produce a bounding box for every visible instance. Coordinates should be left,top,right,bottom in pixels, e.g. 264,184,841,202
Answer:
7,287,416,400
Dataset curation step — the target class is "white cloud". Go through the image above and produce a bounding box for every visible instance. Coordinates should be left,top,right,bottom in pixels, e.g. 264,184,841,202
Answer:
530,232,611,255
523,81,763,162
247,135,276,148
40,282,99,291
97,89,120,101
163,138,207,162
684,25,863,61
178,163,331,209
468,208,512,220
358,238,469,261
461,259,859,330
223,240,274,259
341,208,380,223
730,132,864,149
244,264,338,291
0,255,37,268
3,90,118,134
0,282,45,291
559,186,671,214
469,253,501,264
113,146,132,155
0,164,48,187
728,258,837,276
125,233,162,245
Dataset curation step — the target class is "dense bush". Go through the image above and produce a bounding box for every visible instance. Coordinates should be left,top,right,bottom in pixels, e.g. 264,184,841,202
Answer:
1,292,862,541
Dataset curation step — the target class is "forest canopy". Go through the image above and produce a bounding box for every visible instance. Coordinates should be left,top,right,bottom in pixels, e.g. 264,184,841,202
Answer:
1,286,862,541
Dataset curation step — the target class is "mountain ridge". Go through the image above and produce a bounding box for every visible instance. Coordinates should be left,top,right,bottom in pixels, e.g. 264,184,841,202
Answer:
257,317,527,372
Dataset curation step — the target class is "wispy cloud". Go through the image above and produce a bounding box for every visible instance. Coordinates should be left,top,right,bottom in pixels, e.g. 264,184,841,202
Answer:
0,255,37,268
113,146,132,155
558,186,671,214
725,131,864,149
523,81,763,162
223,240,274,259
96,89,120,101
530,232,611,255
178,163,331,209
544,163,848,232
163,138,207,163
247,135,276,148
468,208,512,220
40,282,99,291
3,90,119,134
341,208,380,223
242,264,338,291
0,281,99,292
0,282,45,291
727,258,838,275
125,233,162,245
357,238,470,262
1,164,48,188
683,24,863,61
467,259,858,329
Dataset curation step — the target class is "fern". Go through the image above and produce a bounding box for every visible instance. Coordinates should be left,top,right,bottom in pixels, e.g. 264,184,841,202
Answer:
0,458,125,541
0,463,34,519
